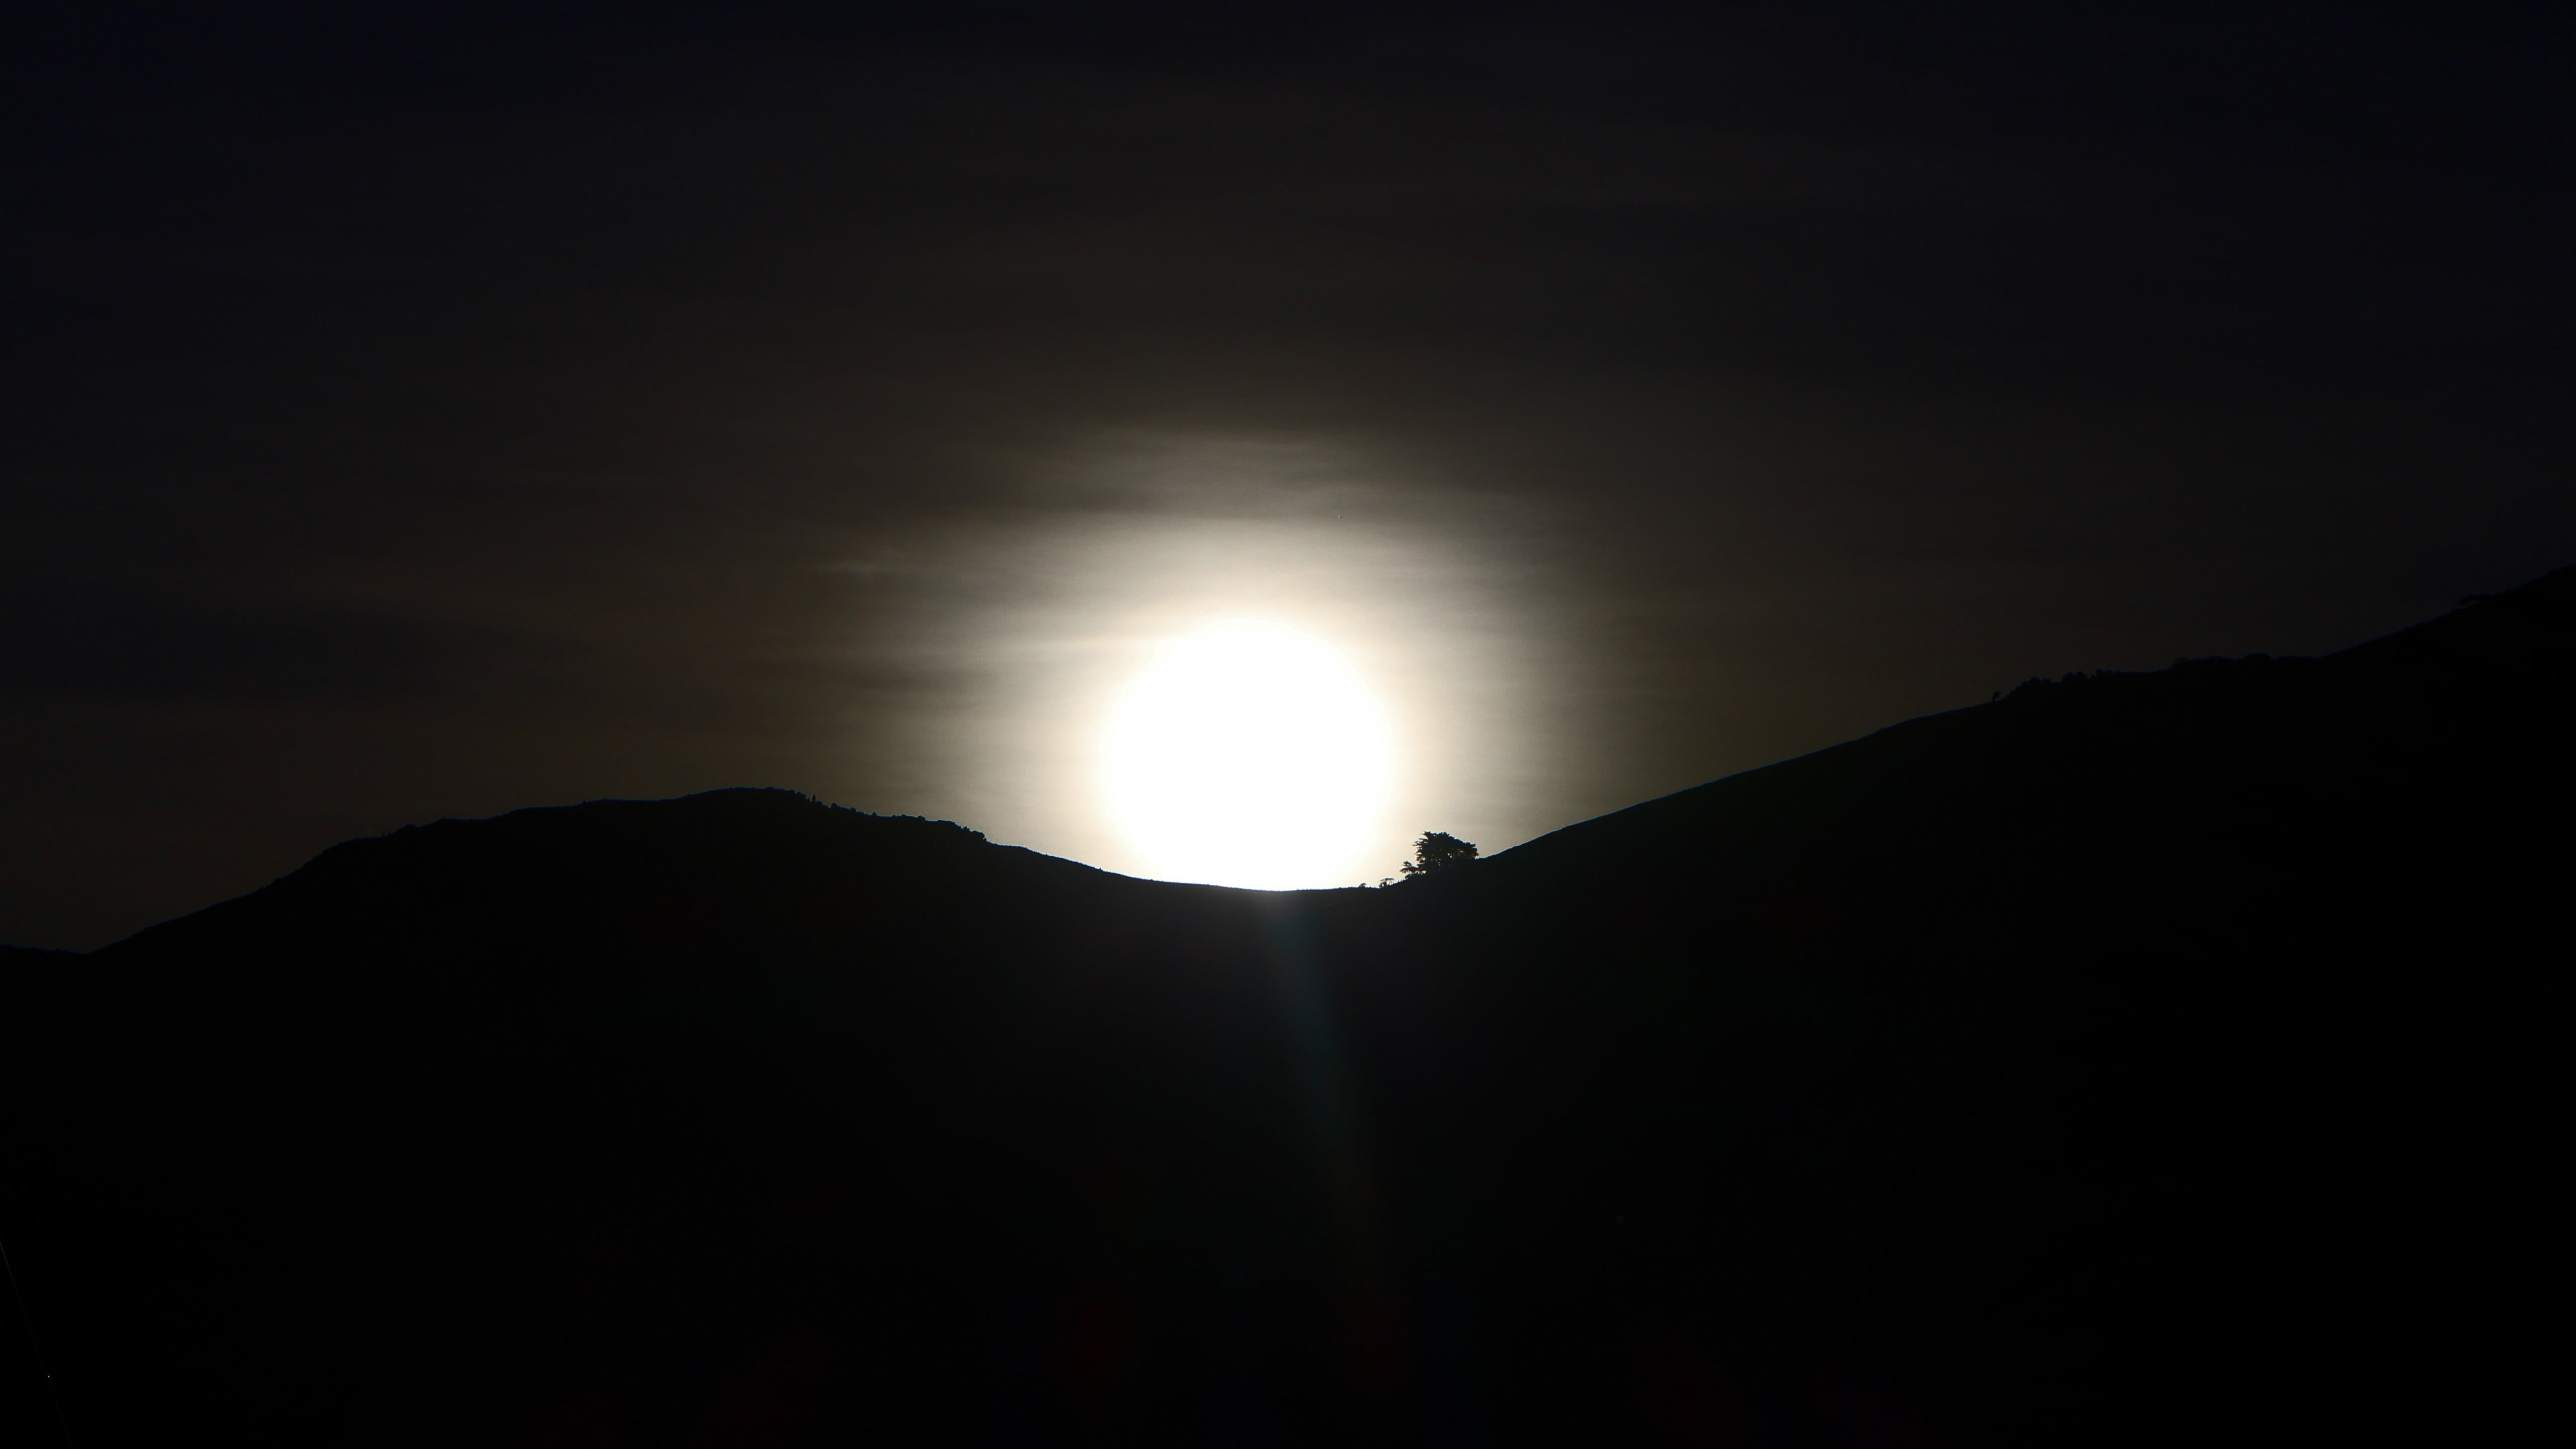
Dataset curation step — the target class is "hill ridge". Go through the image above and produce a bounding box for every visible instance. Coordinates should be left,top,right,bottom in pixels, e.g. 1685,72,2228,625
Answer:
1,570,2567,1447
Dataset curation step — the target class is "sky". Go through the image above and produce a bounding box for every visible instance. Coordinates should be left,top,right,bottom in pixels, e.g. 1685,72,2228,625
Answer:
5,1,2573,947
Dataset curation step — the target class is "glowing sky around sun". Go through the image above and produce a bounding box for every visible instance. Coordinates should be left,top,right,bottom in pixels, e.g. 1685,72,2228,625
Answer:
856,432,1551,894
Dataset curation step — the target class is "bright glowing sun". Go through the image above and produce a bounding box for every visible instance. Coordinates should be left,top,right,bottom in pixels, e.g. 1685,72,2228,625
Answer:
1103,620,1395,889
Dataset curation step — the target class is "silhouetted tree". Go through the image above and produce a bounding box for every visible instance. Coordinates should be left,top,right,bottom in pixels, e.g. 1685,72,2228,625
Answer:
1399,831,1478,879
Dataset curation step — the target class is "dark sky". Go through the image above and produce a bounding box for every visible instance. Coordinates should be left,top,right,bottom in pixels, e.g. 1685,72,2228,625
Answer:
6,1,2573,948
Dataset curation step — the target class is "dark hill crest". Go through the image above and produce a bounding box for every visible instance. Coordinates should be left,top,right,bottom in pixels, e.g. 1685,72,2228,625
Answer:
2,570,2568,1449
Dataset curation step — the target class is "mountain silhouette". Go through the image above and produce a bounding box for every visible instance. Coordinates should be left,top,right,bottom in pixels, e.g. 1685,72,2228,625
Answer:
3,570,2569,1448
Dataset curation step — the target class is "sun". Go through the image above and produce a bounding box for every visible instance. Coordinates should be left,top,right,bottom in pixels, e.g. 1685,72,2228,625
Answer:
1102,620,1395,889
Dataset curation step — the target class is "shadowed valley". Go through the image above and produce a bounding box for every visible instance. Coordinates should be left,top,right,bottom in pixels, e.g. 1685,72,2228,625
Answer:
3,571,2569,1447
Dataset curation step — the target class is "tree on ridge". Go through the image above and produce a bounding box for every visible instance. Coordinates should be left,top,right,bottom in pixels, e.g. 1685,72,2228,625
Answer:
1398,831,1478,880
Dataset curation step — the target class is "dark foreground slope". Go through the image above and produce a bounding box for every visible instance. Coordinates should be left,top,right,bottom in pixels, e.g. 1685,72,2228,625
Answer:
3,572,2570,1448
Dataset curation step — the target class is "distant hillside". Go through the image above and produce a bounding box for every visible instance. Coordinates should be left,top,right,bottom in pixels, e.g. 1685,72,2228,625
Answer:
3,570,2568,1448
